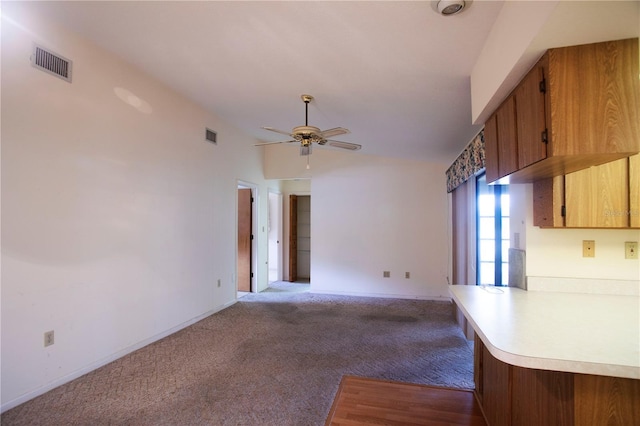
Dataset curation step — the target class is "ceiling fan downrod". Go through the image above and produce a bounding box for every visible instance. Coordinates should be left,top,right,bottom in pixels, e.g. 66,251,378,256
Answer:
301,94,313,126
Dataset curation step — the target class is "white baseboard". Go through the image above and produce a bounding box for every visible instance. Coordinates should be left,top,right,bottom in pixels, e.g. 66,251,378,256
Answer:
311,289,452,302
1,300,236,413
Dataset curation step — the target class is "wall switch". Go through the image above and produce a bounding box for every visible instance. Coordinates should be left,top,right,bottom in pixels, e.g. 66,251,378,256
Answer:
625,242,638,259
44,330,54,347
405,272,410,279
582,240,595,257
383,271,390,278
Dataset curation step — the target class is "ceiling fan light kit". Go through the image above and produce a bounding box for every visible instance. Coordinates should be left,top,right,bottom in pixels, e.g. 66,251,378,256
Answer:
255,94,361,163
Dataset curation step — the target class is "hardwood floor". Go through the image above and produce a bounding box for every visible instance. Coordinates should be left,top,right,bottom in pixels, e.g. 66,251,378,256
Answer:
325,376,487,426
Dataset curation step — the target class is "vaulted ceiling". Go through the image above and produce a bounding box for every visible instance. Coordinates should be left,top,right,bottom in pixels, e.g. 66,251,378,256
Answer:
4,1,638,164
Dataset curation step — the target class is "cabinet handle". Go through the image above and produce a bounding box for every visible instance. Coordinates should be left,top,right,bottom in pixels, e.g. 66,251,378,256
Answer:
541,129,548,144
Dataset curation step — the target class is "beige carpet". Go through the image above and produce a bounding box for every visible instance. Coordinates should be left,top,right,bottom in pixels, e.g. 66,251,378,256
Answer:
2,285,474,425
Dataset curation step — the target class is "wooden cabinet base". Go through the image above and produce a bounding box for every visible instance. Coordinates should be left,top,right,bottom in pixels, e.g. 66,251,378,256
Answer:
474,337,639,426
574,375,640,425
512,366,574,426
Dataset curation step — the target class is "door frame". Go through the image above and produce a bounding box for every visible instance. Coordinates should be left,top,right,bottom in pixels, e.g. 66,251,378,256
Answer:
237,180,259,293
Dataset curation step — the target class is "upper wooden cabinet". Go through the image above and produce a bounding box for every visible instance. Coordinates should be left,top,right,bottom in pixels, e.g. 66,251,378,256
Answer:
484,96,518,182
515,58,547,170
630,154,640,228
485,38,639,184
533,154,639,228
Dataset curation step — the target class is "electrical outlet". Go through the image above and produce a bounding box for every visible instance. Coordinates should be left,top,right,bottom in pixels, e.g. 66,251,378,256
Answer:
405,272,410,279
582,240,595,258
625,242,638,259
44,330,54,347
383,271,390,278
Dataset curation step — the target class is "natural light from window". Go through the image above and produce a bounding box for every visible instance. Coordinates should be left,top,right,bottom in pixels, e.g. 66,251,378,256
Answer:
477,174,510,286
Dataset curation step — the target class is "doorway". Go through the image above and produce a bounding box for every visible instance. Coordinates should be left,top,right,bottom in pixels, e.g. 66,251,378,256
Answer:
289,194,311,282
237,182,258,294
268,190,283,283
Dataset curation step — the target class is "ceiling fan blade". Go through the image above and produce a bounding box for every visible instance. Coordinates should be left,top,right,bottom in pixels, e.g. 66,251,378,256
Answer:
326,140,361,151
262,127,294,137
319,127,350,139
254,140,296,147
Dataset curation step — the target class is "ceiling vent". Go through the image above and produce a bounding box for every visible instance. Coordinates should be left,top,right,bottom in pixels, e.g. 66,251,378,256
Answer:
31,44,72,83
205,128,217,145
431,0,471,16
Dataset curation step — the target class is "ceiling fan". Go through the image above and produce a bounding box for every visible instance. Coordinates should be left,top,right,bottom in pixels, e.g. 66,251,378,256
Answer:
255,94,361,158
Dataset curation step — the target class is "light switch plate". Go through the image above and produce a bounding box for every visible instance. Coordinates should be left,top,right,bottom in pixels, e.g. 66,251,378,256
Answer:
44,330,54,347
625,242,638,259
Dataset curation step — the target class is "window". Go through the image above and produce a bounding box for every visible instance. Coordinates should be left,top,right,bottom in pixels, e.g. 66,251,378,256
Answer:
476,173,509,286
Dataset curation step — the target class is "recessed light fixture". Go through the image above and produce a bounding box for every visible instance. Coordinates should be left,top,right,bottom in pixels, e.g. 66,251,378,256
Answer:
431,0,471,16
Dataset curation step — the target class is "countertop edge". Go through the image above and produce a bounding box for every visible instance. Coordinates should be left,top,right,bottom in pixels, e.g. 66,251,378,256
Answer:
449,285,640,380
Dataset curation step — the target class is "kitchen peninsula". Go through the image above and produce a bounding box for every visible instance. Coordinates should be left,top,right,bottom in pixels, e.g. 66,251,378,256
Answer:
450,285,639,426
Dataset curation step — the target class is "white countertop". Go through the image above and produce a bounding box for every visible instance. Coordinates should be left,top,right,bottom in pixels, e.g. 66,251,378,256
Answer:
449,285,640,379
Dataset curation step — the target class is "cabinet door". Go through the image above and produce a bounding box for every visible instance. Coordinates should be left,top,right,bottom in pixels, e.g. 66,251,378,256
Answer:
516,61,547,169
496,96,519,177
630,154,639,228
565,158,629,227
549,39,639,157
532,176,564,228
484,114,500,183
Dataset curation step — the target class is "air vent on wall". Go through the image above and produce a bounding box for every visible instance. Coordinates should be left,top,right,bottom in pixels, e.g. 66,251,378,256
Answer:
31,44,72,83
206,128,217,145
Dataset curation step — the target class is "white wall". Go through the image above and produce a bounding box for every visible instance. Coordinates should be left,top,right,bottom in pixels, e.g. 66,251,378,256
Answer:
265,145,450,300
510,185,640,295
1,9,271,410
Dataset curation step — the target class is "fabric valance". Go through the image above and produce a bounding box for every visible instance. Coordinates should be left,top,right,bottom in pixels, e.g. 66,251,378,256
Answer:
445,130,485,193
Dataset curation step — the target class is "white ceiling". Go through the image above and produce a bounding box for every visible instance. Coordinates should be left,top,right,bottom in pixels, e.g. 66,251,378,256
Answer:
4,1,638,164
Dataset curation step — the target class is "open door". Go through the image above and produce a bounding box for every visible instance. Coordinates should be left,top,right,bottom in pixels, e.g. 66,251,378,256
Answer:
288,194,297,282
238,188,252,292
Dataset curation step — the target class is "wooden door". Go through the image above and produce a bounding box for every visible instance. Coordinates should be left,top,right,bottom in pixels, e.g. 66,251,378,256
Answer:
516,59,547,169
288,194,298,282
549,39,639,157
532,176,565,228
484,114,500,183
630,154,639,228
496,96,519,178
237,188,252,292
565,158,628,227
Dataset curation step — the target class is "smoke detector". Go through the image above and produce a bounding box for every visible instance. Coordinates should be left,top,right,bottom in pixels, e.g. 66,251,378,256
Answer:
432,0,470,16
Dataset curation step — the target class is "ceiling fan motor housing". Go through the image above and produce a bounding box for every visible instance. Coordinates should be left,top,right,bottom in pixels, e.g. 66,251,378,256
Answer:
293,126,324,144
